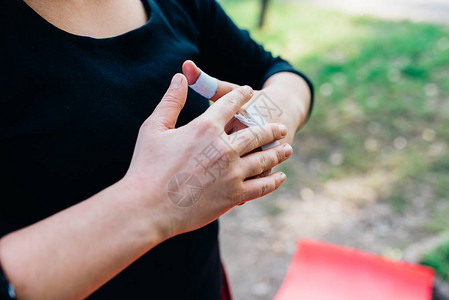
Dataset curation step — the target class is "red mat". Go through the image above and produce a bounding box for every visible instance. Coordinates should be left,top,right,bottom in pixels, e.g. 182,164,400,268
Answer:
274,240,435,300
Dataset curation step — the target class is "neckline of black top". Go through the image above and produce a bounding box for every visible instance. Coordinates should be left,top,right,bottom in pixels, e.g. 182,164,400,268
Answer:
17,0,155,44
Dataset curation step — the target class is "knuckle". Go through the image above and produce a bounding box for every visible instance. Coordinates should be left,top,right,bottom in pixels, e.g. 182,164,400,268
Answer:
230,188,244,205
222,144,235,157
200,118,220,133
276,149,284,163
235,87,248,98
243,157,256,175
260,181,274,196
271,124,281,140
248,159,260,176
163,95,183,110
221,148,235,163
200,118,214,128
231,167,244,181
226,97,239,113
193,119,223,144
251,166,261,177
252,130,263,148
259,155,268,173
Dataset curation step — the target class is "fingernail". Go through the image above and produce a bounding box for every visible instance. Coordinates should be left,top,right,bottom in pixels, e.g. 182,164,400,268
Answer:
280,173,287,180
170,74,182,88
283,144,292,157
243,85,253,95
279,124,287,137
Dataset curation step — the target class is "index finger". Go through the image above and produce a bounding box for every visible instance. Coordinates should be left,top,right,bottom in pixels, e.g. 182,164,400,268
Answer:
204,86,253,126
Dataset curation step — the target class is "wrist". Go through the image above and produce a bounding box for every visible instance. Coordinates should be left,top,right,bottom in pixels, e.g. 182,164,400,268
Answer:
262,73,311,130
258,86,300,144
117,174,176,245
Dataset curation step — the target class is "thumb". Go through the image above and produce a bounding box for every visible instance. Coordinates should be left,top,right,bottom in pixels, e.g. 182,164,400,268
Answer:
182,60,239,102
148,73,188,130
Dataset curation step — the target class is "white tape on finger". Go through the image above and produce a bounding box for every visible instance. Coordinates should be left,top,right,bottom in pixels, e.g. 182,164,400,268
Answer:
189,68,280,150
189,68,218,99
234,105,281,151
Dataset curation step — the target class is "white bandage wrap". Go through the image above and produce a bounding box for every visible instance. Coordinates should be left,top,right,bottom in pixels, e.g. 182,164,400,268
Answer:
235,105,281,151
189,68,218,99
189,68,279,150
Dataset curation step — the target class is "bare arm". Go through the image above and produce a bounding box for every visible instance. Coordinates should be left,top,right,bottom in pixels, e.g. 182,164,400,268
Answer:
262,71,312,144
0,179,161,300
0,74,291,300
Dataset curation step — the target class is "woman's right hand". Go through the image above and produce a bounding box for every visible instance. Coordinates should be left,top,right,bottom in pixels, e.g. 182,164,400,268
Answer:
0,73,292,300
124,73,292,240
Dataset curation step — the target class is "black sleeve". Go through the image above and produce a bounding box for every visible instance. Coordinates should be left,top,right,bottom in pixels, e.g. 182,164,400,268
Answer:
195,0,314,118
0,264,16,300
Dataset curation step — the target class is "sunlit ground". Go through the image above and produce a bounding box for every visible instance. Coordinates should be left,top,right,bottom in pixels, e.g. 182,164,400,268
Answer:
217,0,449,299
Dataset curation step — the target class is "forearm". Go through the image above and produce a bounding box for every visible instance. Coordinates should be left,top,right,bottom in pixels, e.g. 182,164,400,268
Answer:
0,178,164,300
262,72,311,144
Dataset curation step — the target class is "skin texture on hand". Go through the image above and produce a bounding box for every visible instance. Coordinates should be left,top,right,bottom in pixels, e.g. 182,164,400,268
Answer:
125,73,291,237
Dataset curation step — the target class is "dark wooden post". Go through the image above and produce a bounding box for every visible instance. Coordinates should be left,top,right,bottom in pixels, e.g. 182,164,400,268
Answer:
259,0,270,28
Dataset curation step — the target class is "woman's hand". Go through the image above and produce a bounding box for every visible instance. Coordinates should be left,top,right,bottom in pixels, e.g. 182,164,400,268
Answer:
124,73,292,240
0,72,292,300
0,70,298,300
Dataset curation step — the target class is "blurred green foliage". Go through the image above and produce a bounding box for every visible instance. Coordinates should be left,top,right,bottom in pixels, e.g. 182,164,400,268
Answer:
219,0,449,215
422,239,449,281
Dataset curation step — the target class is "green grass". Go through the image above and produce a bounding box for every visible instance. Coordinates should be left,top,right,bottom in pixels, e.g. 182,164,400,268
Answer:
219,0,449,214
422,239,449,281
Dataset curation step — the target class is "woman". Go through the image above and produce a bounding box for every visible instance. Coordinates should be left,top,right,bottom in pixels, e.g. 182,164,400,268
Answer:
0,0,313,299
